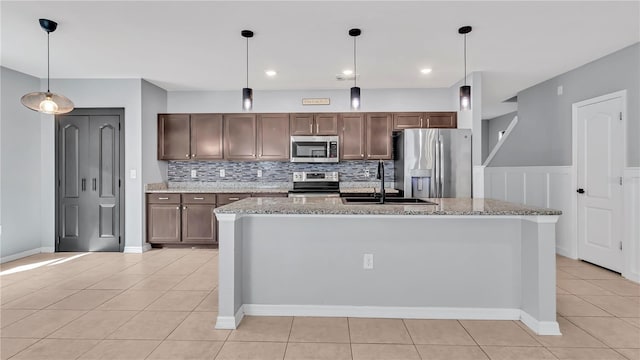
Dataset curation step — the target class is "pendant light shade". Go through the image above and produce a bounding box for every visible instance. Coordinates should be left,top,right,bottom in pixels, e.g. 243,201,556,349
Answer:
21,19,74,115
349,28,362,110
458,26,472,111
241,30,254,111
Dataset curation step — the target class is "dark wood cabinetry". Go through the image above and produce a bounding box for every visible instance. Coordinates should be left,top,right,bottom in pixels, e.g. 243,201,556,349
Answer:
366,113,393,160
181,194,216,244
158,114,224,160
224,114,257,160
339,113,366,160
147,194,182,243
147,193,216,245
290,113,338,135
392,112,457,130
257,114,290,160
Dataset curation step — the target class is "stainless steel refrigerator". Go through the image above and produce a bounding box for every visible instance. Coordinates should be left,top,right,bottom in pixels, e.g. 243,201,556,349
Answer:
394,128,472,198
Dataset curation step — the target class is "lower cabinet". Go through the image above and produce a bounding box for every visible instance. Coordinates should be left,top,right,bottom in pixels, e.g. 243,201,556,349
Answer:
147,193,216,245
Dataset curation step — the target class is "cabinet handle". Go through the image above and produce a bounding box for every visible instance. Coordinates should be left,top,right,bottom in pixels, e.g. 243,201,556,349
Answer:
309,122,313,133
176,206,180,209
420,118,423,127
92,178,96,191
193,197,204,200
228,197,240,201
158,197,169,200
81,178,86,191
183,206,187,210
185,154,190,158
192,154,196,158
316,122,319,134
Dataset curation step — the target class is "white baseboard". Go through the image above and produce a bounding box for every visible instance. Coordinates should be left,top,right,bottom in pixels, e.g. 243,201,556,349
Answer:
555,246,576,259
623,167,640,283
142,243,152,252
215,308,245,329
0,247,44,264
123,246,143,253
41,247,54,253
520,311,561,336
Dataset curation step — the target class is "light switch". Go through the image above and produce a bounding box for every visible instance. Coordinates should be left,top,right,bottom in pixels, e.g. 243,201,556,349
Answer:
557,85,563,95
130,169,137,179
219,169,225,178
257,169,263,178
191,170,197,178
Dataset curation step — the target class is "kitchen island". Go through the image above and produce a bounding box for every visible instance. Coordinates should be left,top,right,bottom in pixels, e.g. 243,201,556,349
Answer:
214,197,562,335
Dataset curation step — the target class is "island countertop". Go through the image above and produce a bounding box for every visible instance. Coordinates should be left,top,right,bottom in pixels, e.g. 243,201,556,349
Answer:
213,197,562,216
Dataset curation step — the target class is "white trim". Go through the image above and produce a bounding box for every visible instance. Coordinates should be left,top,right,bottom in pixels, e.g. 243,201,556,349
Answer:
473,165,485,198
142,243,152,252
243,304,521,321
483,115,518,167
623,167,640,283
0,248,43,264
571,90,627,272
40,247,54,253
123,246,144,253
215,307,245,329
520,311,561,336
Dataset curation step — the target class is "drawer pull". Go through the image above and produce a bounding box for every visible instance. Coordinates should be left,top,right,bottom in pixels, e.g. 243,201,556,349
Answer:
193,197,205,200
228,197,240,201
158,197,169,200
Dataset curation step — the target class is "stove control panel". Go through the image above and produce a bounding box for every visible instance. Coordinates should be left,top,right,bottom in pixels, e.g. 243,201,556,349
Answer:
293,171,339,182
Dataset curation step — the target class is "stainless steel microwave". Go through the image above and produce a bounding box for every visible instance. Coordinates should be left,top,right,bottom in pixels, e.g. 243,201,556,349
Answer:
290,136,339,163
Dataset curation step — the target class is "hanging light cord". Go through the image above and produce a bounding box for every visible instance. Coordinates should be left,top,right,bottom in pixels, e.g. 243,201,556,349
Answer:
246,36,249,88
353,36,357,87
47,31,50,92
463,33,467,87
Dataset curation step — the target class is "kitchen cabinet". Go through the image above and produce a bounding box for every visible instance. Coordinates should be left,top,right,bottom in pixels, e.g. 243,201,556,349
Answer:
392,112,457,130
339,113,366,160
158,114,224,160
224,114,257,160
290,113,338,135
366,113,393,160
147,193,216,245
257,113,290,160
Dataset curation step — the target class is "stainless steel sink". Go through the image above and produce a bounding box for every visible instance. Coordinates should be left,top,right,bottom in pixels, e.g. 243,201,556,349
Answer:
341,197,437,205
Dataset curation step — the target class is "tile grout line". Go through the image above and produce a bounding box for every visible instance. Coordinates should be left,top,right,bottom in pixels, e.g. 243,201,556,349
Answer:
457,319,492,360
400,318,423,360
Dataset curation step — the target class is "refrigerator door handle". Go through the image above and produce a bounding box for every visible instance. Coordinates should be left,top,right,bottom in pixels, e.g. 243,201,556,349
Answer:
439,136,444,198
434,137,440,198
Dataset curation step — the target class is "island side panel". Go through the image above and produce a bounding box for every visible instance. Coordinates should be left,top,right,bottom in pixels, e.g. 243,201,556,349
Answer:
240,215,522,310
215,213,244,329
520,216,561,335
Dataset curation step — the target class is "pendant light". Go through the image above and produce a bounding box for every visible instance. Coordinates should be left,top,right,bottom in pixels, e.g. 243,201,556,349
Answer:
458,26,472,111
21,19,74,115
241,30,254,111
349,28,361,110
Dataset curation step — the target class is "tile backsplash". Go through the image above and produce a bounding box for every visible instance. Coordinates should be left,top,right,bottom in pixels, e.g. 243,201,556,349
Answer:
168,160,395,183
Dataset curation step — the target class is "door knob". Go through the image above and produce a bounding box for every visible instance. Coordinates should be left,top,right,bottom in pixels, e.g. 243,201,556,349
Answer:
576,188,585,194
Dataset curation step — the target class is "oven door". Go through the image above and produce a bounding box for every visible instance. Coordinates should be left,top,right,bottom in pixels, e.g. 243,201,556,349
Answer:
290,136,339,163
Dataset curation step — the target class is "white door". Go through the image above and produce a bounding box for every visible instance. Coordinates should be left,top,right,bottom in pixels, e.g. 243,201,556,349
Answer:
576,95,624,272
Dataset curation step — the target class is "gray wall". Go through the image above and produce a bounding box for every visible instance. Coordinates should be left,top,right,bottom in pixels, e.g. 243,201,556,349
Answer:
142,80,167,184
0,67,43,259
484,111,517,164
168,88,455,113
490,43,640,167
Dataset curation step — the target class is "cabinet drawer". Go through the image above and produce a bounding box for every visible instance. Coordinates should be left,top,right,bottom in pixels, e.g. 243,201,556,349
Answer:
147,193,181,204
217,193,251,205
251,193,287,198
182,193,216,204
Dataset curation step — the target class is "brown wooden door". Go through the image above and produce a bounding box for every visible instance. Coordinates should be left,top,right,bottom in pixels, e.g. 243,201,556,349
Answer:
224,114,257,160
147,193,181,244
257,113,290,160
366,113,393,160
340,113,366,160
158,114,190,160
393,112,424,130
182,204,216,244
425,112,457,128
191,114,223,160
314,114,339,135
290,114,314,135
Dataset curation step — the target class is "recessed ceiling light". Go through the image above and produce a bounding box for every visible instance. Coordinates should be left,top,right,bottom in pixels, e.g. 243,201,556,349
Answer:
420,68,432,74
342,69,353,75
265,70,277,77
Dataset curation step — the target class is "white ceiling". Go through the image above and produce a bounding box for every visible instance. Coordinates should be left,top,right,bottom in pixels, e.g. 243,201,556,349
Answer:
2,1,639,119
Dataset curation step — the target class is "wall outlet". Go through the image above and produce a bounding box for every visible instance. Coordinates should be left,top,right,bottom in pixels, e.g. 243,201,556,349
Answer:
219,169,225,178
190,169,197,178
364,169,370,178
129,169,137,179
257,169,263,178
363,253,374,270
557,85,563,96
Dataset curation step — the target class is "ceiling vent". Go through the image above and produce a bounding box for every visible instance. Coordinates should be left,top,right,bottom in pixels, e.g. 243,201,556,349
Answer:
336,74,359,81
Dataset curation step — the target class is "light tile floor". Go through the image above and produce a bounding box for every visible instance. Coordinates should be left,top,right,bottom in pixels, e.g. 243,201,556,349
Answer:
0,249,638,360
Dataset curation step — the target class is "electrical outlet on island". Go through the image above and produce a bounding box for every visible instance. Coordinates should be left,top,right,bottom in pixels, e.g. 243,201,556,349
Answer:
219,169,225,178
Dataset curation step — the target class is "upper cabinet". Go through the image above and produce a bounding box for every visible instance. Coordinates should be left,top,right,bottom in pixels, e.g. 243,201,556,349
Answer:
257,113,290,160
392,112,457,130
290,113,338,135
366,113,393,160
224,114,257,160
158,114,223,160
340,113,366,160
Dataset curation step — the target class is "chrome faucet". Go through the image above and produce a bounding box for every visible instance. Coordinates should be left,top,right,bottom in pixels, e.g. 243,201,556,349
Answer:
376,160,385,204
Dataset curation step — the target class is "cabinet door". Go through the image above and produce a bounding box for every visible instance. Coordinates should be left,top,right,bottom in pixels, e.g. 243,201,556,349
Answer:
224,114,257,160
393,113,424,130
425,112,457,128
158,114,190,160
191,114,223,160
340,113,366,160
257,113,290,160
290,114,314,135
182,204,216,244
314,114,339,135
366,113,393,160
147,204,181,243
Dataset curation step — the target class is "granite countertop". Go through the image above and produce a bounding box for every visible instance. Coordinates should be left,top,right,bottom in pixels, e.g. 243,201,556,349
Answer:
213,197,562,216
145,182,399,194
